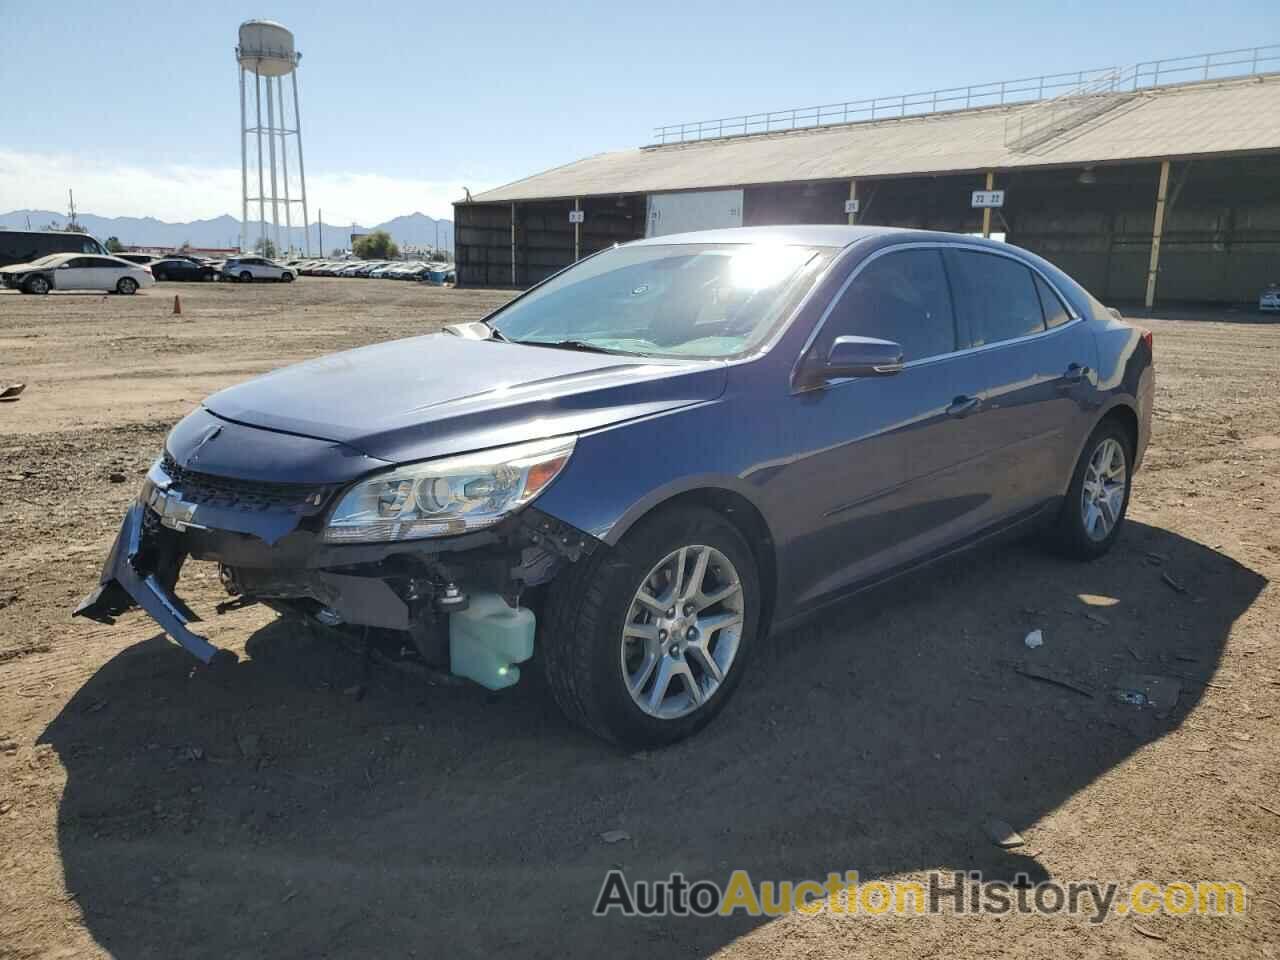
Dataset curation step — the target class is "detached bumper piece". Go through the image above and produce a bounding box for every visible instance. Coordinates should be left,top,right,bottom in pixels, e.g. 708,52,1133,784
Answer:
74,502,235,667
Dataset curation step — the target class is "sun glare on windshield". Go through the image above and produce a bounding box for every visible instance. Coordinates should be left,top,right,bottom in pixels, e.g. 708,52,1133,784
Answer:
725,244,813,291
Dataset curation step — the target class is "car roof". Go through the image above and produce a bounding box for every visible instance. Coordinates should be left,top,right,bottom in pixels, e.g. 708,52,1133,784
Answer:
627,224,1016,251
628,225,904,249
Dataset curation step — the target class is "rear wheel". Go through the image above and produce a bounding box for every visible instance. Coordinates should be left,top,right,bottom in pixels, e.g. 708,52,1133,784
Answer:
24,275,50,295
542,506,760,747
1053,421,1132,560
116,277,138,295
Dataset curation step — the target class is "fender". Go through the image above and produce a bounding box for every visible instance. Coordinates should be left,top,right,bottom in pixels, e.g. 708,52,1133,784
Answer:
532,392,779,548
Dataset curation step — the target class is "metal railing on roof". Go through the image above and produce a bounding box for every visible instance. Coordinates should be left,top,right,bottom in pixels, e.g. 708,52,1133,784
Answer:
648,43,1280,146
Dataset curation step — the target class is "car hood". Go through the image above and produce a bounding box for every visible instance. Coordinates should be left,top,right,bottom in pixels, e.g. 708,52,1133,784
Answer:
203,332,727,464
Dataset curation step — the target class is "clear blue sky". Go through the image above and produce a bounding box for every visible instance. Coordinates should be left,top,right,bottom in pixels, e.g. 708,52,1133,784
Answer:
0,0,1275,222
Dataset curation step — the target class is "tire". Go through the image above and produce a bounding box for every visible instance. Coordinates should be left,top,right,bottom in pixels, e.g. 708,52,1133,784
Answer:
281,272,294,283
1053,420,1133,560
542,506,761,747
239,271,253,283
24,275,50,295
116,277,138,295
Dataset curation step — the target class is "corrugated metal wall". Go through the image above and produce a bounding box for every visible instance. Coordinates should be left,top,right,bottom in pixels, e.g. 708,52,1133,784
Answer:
455,155,1279,303
454,197,645,287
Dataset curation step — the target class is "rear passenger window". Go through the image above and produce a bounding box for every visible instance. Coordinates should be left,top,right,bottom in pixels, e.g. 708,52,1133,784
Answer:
951,251,1045,346
819,249,958,363
1034,273,1072,328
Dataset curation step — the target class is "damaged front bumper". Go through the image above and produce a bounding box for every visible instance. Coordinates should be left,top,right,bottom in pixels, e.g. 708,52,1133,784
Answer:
74,458,599,679
75,501,232,665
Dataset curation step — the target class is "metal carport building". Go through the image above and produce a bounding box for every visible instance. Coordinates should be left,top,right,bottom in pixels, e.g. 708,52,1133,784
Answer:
453,45,1280,306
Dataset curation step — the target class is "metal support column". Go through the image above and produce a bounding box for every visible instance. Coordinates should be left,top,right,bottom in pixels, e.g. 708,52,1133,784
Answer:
239,66,248,252
277,76,292,256
982,171,995,238
265,76,281,254
1145,159,1171,309
574,198,581,261
254,71,265,251
847,180,858,225
510,202,517,286
291,71,310,257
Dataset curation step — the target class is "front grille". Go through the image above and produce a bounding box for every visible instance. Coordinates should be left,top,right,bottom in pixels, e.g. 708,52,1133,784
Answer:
161,453,332,516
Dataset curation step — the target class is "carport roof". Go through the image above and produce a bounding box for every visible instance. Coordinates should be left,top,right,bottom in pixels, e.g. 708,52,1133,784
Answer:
467,74,1280,204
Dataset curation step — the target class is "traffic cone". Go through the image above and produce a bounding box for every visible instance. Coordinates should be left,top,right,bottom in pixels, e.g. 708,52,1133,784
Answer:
173,295,182,316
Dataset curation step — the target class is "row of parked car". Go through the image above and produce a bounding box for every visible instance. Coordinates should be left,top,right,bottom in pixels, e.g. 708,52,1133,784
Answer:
295,259,456,284
0,230,453,293
0,250,300,294
115,252,297,283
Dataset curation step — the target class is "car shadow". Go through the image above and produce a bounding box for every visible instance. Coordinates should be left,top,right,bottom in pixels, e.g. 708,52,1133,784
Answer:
40,521,1265,958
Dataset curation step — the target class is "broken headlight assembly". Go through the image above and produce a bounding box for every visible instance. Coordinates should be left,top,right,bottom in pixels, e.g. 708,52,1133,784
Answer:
323,436,576,543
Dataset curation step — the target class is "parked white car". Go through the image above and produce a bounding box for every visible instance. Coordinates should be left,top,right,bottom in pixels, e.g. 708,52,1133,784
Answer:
0,253,155,295
221,256,298,283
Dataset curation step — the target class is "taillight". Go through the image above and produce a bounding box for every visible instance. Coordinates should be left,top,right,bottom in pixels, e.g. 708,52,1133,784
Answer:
1140,329,1153,356
142,267,153,274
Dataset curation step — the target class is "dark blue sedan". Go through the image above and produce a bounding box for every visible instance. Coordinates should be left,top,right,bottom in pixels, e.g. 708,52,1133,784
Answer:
76,226,1154,747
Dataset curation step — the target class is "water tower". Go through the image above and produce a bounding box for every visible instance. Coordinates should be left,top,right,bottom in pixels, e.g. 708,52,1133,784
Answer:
236,20,310,255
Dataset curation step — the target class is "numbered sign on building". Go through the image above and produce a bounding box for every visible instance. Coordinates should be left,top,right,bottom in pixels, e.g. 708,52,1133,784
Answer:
568,210,585,224
971,190,1006,208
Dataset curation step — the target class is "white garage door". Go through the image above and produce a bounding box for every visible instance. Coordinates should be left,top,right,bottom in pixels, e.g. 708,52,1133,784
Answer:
645,190,744,238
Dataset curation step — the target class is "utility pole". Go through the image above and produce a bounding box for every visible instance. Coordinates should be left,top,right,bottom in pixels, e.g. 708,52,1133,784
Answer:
318,208,323,257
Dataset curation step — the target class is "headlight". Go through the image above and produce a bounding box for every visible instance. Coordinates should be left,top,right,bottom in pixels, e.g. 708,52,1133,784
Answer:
323,436,576,543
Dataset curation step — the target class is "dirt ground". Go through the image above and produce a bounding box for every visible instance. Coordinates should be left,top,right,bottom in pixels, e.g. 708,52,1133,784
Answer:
1,278,1277,959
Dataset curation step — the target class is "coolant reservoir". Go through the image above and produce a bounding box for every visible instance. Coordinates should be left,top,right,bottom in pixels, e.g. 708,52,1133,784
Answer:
449,593,535,690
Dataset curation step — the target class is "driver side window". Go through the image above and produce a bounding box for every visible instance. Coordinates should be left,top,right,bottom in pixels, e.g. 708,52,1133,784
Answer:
817,248,959,363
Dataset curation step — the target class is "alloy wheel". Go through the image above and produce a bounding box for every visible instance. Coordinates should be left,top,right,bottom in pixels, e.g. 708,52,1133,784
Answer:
620,544,744,720
1081,437,1127,541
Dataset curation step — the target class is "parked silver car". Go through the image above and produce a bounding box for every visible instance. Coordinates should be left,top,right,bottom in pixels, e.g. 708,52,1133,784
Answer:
221,256,298,283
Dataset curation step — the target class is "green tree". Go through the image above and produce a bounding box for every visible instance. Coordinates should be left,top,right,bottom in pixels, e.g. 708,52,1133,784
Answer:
353,230,399,260
253,237,278,259
105,236,124,253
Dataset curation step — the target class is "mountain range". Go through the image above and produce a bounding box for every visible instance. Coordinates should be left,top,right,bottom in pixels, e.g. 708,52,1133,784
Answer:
0,210,453,253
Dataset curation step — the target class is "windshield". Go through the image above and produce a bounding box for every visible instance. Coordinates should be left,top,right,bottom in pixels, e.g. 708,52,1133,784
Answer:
490,242,832,358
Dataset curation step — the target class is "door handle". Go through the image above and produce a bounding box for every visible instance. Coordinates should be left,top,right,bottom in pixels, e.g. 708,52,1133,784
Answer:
1062,363,1089,384
946,395,981,418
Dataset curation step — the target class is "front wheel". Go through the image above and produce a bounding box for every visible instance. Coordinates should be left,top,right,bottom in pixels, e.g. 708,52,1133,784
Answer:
239,271,253,283
281,272,294,283
1053,421,1133,560
25,276,50,295
116,277,138,295
542,506,760,747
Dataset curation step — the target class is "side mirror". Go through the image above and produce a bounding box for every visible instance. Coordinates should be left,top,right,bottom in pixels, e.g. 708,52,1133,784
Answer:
823,335,904,379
